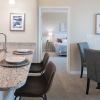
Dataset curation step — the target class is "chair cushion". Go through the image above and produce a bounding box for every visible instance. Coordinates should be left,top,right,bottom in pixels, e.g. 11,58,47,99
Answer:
29,63,44,73
14,76,47,97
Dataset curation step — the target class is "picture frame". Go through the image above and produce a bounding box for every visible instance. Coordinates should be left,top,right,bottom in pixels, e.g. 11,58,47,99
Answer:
10,13,25,31
96,14,100,34
59,23,66,32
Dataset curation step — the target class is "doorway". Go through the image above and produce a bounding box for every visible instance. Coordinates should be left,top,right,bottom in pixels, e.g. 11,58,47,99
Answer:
38,7,70,73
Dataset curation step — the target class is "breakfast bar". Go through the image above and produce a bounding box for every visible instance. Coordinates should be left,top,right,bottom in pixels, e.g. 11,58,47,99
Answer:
0,45,34,100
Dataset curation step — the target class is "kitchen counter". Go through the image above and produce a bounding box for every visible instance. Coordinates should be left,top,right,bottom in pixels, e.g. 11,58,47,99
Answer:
0,51,33,89
0,43,35,100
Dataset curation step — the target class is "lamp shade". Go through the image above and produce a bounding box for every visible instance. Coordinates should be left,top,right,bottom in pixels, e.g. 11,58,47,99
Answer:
48,32,53,36
48,32,53,41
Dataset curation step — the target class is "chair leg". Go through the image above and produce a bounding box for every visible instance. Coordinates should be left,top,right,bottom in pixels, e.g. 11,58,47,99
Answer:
14,96,17,100
43,94,47,100
14,96,21,100
86,78,90,95
19,96,21,100
80,65,84,78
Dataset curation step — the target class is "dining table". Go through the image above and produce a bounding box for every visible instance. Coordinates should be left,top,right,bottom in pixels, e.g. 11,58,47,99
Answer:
0,47,34,100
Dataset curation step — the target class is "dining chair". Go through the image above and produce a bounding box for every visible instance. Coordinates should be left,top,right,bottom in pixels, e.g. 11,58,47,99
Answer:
77,42,89,78
14,61,56,100
85,49,100,94
29,52,49,74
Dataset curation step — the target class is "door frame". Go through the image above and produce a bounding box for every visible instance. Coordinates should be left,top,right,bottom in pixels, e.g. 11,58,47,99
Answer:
38,6,71,73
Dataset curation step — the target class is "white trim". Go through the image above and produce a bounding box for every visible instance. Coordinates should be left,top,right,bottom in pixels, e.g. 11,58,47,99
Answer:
39,6,71,9
66,7,71,73
70,70,87,75
41,8,68,13
70,71,80,75
38,6,71,73
35,0,39,62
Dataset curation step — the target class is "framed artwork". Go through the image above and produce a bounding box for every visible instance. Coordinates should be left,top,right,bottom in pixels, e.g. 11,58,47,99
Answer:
10,13,25,31
96,14,100,34
59,23,66,32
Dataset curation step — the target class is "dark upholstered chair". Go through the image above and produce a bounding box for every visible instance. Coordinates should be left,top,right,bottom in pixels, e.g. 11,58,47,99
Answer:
29,53,49,73
77,42,89,78
14,61,56,100
85,49,100,94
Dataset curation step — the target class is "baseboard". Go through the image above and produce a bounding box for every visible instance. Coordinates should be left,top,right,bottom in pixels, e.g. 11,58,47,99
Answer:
69,70,87,75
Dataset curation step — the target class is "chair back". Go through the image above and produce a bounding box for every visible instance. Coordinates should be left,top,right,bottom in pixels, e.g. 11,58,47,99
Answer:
41,53,49,66
85,49,100,82
77,42,89,64
43,61,56,93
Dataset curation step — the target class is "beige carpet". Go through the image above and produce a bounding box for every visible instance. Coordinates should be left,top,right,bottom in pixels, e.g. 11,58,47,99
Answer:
22,57,100,100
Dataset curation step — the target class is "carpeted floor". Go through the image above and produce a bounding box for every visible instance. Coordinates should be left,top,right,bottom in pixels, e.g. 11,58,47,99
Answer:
22,56,100,100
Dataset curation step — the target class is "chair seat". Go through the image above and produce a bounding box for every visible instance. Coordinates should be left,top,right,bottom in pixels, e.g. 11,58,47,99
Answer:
29,63,44,73
14,76,47,97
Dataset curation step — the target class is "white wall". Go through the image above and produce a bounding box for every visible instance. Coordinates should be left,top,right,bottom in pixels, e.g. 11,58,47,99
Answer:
1,0,100,71
42,13,67,34
39,0,100,72
43,12,67,39
0,0,37,43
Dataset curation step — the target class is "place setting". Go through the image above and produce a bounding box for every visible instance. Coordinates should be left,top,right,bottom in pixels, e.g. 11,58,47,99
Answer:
13,49,33,55
0,55,29,68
